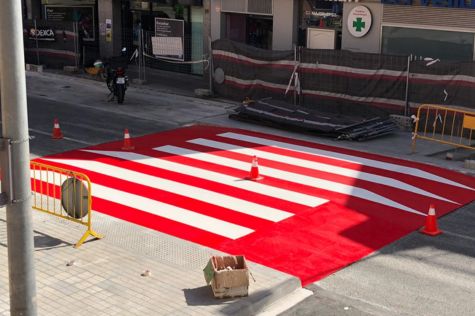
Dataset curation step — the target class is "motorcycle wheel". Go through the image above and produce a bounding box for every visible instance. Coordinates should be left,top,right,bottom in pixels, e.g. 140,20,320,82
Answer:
116,84,125,104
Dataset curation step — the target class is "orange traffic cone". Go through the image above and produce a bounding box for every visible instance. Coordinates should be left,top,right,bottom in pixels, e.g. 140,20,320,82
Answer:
247,155,263,181
121,128,135,150
420,204,442,236
52,118,63,139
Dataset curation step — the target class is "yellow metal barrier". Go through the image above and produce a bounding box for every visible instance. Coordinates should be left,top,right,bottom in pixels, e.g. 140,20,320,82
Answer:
30,161,103,248
412,104,475,152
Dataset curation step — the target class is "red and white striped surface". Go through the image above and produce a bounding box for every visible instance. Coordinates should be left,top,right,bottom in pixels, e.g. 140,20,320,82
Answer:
33,125,475,285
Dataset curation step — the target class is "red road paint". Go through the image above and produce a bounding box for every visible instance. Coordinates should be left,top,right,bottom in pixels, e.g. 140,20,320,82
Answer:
33,125,475,285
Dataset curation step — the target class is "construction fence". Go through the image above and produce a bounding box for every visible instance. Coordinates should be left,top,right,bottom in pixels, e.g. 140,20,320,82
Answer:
30,161,102,248
412,104,475,152
211,39,475,117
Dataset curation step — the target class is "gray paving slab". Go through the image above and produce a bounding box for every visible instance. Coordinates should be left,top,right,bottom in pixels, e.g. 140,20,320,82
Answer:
0,210,300,316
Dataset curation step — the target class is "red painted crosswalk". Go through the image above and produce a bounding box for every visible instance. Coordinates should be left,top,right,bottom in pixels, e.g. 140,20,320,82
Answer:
33,125,475,285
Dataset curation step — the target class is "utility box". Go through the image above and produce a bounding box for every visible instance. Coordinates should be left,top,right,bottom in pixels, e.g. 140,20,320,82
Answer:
307,28,336,49
203,255,249,298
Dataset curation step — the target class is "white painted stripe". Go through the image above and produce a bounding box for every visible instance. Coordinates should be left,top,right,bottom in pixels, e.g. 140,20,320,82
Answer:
154,145,425,216
30,169,253,239
188,138,457,204
82,150,329,208
29,128,94,145
219,132,474,191
92,184,253,239
42,158,293,222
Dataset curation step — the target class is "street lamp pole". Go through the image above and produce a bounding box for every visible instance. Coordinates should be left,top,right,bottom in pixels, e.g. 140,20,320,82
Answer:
0,1,38,315
404,54,412,116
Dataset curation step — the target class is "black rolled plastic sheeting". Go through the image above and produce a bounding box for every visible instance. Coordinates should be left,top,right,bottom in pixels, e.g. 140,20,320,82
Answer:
229,99,398,141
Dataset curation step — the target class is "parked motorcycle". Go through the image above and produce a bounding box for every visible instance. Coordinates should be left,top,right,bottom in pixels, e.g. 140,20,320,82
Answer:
93,48,129,104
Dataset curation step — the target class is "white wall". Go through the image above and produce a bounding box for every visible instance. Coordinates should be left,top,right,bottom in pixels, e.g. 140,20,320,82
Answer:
210,0,222,41
341,3,383,53
272,0,296,50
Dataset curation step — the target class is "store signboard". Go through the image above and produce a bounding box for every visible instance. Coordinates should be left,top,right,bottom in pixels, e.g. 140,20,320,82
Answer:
28,27,56,41
153,18,184,61
44,5,95,41
347,6,372,38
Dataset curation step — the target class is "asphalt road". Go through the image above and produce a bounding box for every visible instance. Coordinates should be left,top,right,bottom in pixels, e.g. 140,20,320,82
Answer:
16,71,475,316
24,71,232,158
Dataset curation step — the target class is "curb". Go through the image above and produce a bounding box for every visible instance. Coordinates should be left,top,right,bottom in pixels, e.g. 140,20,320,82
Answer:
231,277,302,316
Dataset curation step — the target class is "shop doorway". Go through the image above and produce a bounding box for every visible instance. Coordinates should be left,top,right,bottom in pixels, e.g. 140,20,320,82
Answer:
121,0,204,74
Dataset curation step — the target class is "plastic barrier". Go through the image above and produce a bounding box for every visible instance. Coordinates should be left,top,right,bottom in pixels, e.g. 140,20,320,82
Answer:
30,161,103,248
412,104,475,152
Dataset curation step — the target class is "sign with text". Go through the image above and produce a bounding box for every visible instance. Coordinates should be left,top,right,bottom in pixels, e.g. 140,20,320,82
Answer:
154,18,184,61
28,27,56,41
45,5,95,42
347,6,372,38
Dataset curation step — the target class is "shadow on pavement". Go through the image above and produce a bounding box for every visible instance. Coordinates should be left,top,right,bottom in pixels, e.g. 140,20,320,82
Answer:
183,285,234,306
34,230,73,250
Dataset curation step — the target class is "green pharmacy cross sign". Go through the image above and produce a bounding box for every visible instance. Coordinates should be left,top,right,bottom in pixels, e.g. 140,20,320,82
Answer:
353,17,365,32
347,6,372,38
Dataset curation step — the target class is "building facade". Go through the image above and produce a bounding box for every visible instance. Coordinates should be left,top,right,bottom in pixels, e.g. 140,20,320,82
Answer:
208,0,475,61
22,0,475,72
342,0,475,61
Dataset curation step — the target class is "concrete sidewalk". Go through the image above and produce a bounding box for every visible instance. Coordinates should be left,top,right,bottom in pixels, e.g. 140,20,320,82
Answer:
0,210,301,316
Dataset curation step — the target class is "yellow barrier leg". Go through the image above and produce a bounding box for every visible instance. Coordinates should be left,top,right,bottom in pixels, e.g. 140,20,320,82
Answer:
74,229,104,248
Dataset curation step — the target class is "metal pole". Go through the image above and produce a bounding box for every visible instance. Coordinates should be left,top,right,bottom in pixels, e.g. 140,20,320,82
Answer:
293,45,297,107
33,19,40,65
138,28,142,82
404,54,411,116
0,1,38,315
298,46,302,107
208,35,214,95
140,28,146,82
75,22,80,69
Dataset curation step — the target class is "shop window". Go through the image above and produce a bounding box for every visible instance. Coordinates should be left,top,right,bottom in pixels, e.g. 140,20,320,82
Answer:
225,13,273,50
382,26,474,61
